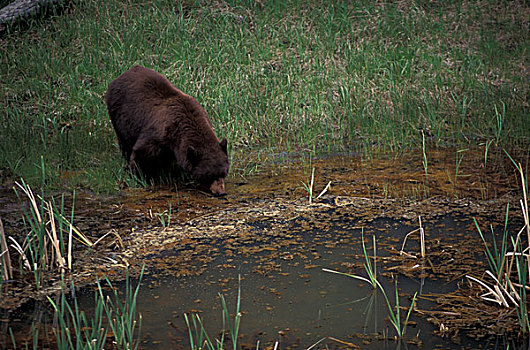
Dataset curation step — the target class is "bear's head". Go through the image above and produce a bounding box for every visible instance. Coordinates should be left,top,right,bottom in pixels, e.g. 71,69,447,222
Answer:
187,138,229,196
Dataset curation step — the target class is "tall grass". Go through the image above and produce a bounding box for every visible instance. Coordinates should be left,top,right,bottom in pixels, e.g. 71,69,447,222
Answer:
98,266,144,350
48,280,108,350
0,0,528,192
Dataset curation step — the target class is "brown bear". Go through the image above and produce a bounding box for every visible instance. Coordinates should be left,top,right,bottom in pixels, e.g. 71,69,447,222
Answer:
105,65,229,196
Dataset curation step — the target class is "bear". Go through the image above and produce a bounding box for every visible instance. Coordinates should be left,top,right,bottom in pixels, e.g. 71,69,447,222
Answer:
105,65,229,196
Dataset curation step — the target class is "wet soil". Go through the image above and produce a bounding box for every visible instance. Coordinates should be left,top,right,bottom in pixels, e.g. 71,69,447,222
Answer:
0,148,528,348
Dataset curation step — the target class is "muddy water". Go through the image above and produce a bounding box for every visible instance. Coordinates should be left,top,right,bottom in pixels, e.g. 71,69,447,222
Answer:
0,149,528,349
129,215,481,349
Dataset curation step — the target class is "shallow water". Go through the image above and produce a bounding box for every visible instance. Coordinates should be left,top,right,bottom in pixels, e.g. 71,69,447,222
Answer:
1,149,528,349
131,216,466,349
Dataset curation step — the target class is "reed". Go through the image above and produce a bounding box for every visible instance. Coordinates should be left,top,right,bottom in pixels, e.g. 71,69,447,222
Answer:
474,207,510,284
48,280,108,350
185,275,242,350
155,203,173,228
0,218,13,285
44,266,143,350
324,232,417,338
400,216,426,259
10,179,91,289
300,167,315,205
467,155,529,333
451,148,470,198
97,265,144,350
324,231,378,289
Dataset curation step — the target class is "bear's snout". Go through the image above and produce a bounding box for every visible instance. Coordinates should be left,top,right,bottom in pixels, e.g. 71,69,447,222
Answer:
210,178,226,196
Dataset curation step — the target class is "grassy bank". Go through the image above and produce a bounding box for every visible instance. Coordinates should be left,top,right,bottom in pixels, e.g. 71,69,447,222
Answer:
1,0,528,192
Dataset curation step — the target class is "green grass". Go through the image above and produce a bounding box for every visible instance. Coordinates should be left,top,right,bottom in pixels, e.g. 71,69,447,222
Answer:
1,0,528,192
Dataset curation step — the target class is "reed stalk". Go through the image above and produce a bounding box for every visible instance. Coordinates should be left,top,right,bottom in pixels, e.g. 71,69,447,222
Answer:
301,167,315,205
0,218,13,283
185,275,242,350
324,233,417,338
97,265,144,350
400,216,426,259
468,153,529,333
9,180,92,289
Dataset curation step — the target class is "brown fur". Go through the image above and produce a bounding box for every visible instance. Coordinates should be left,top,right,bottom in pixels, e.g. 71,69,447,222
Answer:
105,65,229,195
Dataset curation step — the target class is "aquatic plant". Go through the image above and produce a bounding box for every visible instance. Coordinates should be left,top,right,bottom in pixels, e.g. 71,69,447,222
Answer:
9,267,143,349
323,270,417,339
421,130,428,177
400,216,426,259
98,265,144,350
323,233,418,338
300,167,331,205
300,167,315,205
451,148,470,198
0,218,13,286
155,203,173,228
324,231,378,289
474,206,510,284
47,266,144,350
421,131,430,197
467,157,529,334
387,281,418,339
185,275,242,350
48,280,108,350
10,179,92,289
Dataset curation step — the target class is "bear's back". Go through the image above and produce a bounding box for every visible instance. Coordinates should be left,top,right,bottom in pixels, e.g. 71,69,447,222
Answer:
118,65,184,102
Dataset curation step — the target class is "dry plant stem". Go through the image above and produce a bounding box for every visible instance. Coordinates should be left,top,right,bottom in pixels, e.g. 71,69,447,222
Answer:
466,274,510,307
400,216,426,258
316,181,332,200
309,168,314,205
419,216,425,258
92,229,119,246
0,218,13,280
306,337,327,350
327,337,358,348
506,225,527,287
46,201,66,271
8,236,30,270
518,162,530,282
67,224,72,271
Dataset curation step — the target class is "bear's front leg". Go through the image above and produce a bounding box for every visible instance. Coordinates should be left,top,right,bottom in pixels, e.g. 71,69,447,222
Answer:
128,136,155,173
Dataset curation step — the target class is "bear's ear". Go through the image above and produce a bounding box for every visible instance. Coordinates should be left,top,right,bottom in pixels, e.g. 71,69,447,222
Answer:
187,146,201,166
220,138,228,154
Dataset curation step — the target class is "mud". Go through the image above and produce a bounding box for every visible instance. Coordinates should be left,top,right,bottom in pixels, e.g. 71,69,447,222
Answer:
0,148,528,348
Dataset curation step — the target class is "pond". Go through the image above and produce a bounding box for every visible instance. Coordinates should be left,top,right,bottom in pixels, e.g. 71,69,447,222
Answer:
1,149,528,349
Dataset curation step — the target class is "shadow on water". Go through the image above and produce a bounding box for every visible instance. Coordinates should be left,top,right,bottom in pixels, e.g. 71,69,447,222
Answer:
0,149,528,349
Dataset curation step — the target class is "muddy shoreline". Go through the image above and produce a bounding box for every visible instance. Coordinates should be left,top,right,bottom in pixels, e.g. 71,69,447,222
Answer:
1,150,527,347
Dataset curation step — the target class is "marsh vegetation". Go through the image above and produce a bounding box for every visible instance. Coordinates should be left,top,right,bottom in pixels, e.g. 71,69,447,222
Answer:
0,0,529,349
